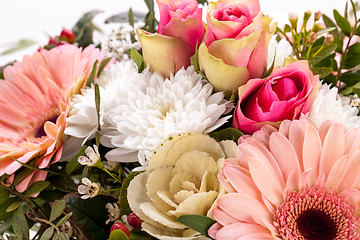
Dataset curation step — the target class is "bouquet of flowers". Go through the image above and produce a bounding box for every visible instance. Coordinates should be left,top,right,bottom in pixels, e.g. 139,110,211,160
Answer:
1,0,360,239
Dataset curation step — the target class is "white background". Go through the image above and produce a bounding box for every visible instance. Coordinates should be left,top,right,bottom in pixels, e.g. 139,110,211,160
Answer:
0,0,346,65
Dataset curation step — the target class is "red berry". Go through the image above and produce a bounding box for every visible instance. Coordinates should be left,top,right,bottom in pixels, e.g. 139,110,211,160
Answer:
127,212,142,229
60,28,75,43
110,222,130,237
48,37,57,45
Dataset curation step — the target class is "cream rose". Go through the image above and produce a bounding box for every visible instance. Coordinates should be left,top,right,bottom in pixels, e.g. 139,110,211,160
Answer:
127,133,236,239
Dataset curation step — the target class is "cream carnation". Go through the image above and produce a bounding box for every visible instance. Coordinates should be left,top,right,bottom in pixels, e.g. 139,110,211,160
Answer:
100,64,231,169
307,83,360,130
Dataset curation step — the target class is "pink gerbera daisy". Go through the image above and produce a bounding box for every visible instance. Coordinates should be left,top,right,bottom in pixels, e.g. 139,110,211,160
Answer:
0,44,110,193
209,117,360,239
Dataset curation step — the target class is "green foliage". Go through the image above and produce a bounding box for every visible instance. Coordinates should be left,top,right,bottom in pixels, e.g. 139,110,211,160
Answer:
11,206,29,240
72,10,101,48
209,128,244,142
109,229,129,240
177,215,216,238
63,194,110,240
0,39,35,56
129,49,145,72
25,181,50,197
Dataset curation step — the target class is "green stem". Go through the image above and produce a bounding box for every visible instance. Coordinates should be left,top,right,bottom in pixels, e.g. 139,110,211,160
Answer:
102,168,121,184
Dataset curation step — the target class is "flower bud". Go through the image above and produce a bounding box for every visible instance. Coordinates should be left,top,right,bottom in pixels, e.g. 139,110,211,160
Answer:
314,22,325,32
303,10,312,22
60,28,76,43
314,11,322,21
324,34,334,46
289,13,298,30
309,32,317,44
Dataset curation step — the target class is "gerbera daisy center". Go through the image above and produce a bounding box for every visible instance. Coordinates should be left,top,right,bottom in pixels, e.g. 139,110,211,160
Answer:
35,115,59,138
274,186,359,240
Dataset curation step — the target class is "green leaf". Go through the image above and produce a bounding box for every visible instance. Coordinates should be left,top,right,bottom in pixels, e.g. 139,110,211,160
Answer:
177,215,216,238
50,200,66,222
343,42,360,69
13,167,34,185
72,10,101,48
355,24,360,35
11,206,29,240
310,44,337,65
322,14,340,38
37,190,66,203
119,172,141,216
129,230,152,240
52,233,69,240
63,194,110,240
316,27,337,35
340,71,360,86
197,0,208,5
6,201,21,212
56,212,73,227
24,181,50,197
0,198,18,221
40,227,54,240
209,128,243,142
0,39,36,56
86,60,98,87
129,49,145,73
48,176,76,193
97,57,112,77
65,145,86,175
144,0,154,11
350,0,358,22
314,67,333,78
333,9,352,37
95,83,101,131
0,187,10,206
109,229,129,240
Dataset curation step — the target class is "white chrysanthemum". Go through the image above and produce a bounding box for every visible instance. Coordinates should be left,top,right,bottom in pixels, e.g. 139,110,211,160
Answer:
65,86,101,144
100,64,231,169
64,61,138,144
267,35,293,69
307,83,360,130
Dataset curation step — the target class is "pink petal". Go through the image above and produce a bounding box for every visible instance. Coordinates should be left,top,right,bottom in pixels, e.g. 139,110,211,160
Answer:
269,132,300,182
319,123,346,177
248,156,284,205
217,192,272,224
214,222,270,240
302,125,321,185
222,165,261,200
212,206,239,226
326,155,350,189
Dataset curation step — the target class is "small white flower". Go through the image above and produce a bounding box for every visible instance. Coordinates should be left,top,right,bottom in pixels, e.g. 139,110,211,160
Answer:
78,178,100,199
77,145,100,166
105,203,121,224
101,22,144,61
307,84,360,130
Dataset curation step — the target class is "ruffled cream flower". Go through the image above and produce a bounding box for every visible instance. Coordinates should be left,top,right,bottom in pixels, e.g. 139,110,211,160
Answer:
307,83,360,130
127,133,236,239
100,63,231,169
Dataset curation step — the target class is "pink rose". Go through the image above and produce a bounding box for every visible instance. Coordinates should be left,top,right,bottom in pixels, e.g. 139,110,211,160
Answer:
137,0,205,77
157,0,205,53
198,0,276,96
233,61,320,134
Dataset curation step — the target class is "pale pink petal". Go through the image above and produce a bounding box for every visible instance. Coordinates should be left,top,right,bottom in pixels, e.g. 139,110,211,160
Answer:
319,123,346,177
214,222,271,240
326,155,350,189
269,132,300,182
248,156,283,205
217,193,272,224
302,125,321,185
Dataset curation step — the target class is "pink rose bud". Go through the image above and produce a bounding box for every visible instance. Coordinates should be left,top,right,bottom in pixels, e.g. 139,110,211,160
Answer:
137,0,205,78
198,0,276,97
60,28,76,43
233,60,320,134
